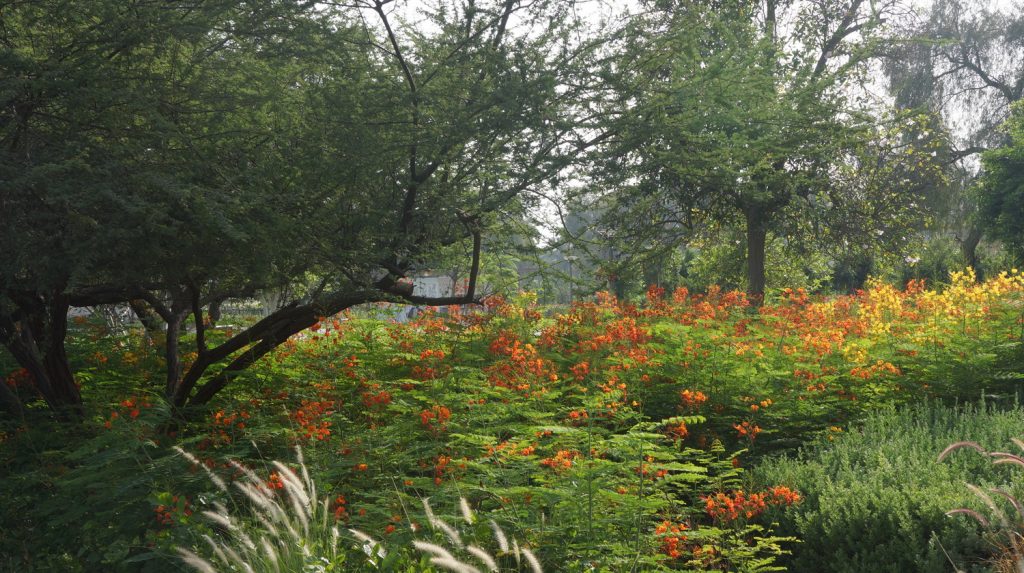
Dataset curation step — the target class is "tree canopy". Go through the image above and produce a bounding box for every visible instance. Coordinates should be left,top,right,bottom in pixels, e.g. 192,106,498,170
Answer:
580,0,944,296
0,0,598,414
980,101,1024,259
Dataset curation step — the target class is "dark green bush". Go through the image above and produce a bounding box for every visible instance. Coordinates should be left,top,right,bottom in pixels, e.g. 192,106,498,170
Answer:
0,400,196,572
751,401,1024,573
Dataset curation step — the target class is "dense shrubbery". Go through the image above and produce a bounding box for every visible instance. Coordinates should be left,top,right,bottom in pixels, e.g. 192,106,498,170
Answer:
2,270,1024,571
752,403,1024,572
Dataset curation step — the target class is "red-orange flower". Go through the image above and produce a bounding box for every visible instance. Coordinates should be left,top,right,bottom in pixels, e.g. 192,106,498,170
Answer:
540,449,578,473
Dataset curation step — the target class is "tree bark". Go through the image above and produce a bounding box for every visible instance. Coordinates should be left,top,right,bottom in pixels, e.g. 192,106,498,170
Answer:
960,225,984,280
129,299,163,334
182,292,365,406
164,314,184,399
0,294,83,420
745,206,768,301
208,300,222,326
42,297,81,414
182,257,486,407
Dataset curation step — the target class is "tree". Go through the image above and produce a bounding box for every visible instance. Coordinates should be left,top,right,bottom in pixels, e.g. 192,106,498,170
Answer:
0,0,309,417
979,101,1024,260
590,0,925,297
163,0,602,408
1,0,599,415
885,0,1024,270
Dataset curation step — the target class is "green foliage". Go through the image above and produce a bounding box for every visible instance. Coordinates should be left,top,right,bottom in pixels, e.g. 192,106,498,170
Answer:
0,400,185,571
682,229,833,293
171,446,362,573
0,0,604,413
582,0,945,295
885,0,1024,286
752,402,1024,572
940,438,1024,573
6,275,1024,570
0,0,321,293
980,101,1024,263
898,234,968,285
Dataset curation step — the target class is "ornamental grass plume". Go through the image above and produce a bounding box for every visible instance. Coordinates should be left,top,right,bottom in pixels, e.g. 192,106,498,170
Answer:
174,446,541,573
174,446,379,573
940,438,1024,573
414,497,543,573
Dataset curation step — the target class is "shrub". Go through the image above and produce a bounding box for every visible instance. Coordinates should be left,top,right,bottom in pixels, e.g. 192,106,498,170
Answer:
0,397,187,572
751,402,1024,572
7,271,1024,570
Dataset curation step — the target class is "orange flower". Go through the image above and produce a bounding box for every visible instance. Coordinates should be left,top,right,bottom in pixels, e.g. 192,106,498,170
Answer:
570,361,590,381
665,421,688,439
655,520,689,559
540,450,578,473
733,421,762,441
704,486,800,523
680,389,708,411
420,404,452,432
266,472,285,490
290,399,335,441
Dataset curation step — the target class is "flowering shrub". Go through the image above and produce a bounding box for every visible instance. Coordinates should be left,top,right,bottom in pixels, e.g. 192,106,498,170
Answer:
3,270,1023,571
153,493,193,527
704,487,801,523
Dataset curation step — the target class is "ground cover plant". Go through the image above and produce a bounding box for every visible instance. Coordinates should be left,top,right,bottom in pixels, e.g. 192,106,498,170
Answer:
2,270,1024,571
751,402,1024,572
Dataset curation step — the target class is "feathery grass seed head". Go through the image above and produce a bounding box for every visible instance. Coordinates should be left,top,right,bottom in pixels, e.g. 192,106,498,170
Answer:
467,545,499,572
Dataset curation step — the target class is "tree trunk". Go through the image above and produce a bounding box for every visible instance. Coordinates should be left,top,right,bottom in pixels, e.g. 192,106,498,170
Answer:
745,207,768,301
180,284,479,407
181,299,334,406
208,300,222,326
612,276,627,300
41,298,81,414
961,225,984,281
167,233,485,407
164,314,183,400
129,299,163,334
0,294,83,420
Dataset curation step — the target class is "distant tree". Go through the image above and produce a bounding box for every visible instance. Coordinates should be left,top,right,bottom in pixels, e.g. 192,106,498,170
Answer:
885,0,1024,270
590,0,937,297
979,102,1024,260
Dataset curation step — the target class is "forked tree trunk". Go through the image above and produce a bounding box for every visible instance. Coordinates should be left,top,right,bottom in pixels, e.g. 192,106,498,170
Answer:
0,294,83,420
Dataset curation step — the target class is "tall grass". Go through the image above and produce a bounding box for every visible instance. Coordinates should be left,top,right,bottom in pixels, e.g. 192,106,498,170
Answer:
940,438,1024,573
174,447,544,573
172,445,356,572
